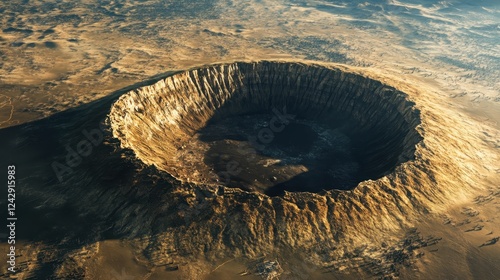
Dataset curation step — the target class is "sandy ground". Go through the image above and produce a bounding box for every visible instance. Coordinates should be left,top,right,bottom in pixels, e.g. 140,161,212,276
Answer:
0,0,499,279
1,1,498,129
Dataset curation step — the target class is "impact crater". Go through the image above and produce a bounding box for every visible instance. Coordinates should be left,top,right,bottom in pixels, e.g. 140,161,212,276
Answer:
109,61,421,196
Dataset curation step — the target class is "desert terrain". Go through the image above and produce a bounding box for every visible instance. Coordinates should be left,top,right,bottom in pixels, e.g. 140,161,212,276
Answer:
0,1,499,279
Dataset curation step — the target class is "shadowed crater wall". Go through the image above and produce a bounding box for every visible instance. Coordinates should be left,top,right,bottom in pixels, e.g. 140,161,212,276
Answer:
109,61,421,195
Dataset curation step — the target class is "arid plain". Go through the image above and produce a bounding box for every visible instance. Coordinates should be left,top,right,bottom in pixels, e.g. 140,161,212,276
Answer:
1,1,499,279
